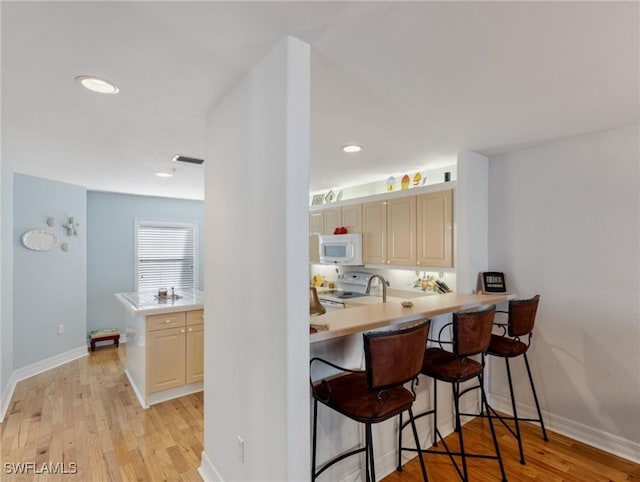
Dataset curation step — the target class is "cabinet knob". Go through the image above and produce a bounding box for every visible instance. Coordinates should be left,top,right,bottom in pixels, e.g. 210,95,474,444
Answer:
188,328,193,332
165,320,171,324
417,261,421,265
180,329,185,333
387,260,390,264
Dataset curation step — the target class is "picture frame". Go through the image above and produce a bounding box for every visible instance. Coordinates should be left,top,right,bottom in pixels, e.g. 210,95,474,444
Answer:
481,272,507,293
311,194,325,206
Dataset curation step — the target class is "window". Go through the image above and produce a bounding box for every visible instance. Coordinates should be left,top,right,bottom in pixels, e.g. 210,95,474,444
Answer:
136,220,197,292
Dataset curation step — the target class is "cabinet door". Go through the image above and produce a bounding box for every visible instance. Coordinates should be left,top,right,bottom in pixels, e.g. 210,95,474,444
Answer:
186,324,204,384
309,211,323,263
416,190,453,267
362,201,387,265
147,327,186,394
387,196,416,265
341,204,362,233
322,207,341,234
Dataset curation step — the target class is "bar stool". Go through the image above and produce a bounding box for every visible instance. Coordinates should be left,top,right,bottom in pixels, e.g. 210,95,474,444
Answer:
310,320,430,482
485,294,548,464
398,305,507,482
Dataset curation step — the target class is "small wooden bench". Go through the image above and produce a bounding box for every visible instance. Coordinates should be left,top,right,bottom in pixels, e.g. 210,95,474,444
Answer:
89,329,120,351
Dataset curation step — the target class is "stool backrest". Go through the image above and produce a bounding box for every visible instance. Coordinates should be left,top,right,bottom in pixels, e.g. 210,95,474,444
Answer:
453,305,496,357
364,320,430,390
508,295,540,337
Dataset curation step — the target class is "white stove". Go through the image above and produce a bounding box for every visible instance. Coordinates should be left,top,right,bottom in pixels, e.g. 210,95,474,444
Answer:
318,272,373,310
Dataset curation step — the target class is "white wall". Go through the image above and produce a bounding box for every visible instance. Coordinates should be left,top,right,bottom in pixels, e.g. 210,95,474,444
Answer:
201,37,310,481
456,151,489,293
488,124,640,461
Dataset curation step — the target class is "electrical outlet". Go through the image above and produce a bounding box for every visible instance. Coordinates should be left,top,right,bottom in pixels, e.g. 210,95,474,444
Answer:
236,435,244,463
58,323,64,335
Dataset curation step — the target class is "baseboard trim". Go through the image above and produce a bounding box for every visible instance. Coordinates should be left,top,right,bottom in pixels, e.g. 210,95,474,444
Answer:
198,451,224,482
124,369,148,409
489,392,640,463
0,345,88,423
0,376,17,423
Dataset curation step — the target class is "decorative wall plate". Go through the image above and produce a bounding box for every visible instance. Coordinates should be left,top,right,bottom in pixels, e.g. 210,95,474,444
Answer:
21,230,59,251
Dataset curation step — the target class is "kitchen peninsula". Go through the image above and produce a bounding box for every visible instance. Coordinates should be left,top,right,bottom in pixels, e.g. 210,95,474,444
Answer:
310,291,512,343
309,291,513,478
116,289,205,408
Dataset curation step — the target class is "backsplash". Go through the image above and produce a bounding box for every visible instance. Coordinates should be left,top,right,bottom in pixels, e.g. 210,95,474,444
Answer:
309,264,457,295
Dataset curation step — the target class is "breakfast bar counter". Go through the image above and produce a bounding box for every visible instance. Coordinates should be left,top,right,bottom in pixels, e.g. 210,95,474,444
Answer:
309,292,512,343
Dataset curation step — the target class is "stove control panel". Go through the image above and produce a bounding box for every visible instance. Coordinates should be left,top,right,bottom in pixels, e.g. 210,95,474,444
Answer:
337,271,374,287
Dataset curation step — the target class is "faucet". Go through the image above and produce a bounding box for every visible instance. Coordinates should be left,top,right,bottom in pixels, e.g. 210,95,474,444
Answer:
365,274,388,303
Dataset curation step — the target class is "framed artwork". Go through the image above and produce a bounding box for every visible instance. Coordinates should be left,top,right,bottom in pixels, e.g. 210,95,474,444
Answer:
481,272,507,293
311,194,325,206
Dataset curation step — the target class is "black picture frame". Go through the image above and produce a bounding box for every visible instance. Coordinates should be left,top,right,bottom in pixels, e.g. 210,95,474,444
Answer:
482,272,507,293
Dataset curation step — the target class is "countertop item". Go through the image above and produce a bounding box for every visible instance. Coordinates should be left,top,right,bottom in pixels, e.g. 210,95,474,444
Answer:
309,292,512,343
115,289,204,316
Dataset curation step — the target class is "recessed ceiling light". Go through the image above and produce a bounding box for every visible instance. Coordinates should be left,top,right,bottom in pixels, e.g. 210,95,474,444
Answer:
75,75,119,95
342,145,362,153
155,169,175,178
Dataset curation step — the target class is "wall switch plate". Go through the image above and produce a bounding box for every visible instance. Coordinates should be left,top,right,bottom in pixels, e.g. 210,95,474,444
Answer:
58,323,64,335
236,435,244,463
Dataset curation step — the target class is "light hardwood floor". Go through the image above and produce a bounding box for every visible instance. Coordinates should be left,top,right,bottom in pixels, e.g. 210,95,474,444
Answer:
385,415,640,482
1,347,203,482
2,347,638,481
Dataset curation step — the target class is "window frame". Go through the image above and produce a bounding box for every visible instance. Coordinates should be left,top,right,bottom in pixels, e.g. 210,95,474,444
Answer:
134,219,198,293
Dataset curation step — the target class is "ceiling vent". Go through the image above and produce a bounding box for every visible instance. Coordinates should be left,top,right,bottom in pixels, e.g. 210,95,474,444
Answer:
172,155,204,165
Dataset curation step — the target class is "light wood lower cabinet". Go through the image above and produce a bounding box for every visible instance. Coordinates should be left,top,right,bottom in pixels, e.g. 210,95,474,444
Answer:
146,309,204,394
147,326,186,393
186,310,204,384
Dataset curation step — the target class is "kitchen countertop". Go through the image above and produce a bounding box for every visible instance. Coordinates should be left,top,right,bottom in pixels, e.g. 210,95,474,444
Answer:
115,289,204,316
310,292,512,343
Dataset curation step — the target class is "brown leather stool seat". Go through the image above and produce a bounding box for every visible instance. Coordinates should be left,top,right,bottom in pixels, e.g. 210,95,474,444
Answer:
485,295,548,465
398,305,507,482
311,320,431,482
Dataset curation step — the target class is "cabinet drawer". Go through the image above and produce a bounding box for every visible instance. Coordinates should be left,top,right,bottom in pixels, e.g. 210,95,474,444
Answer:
186,309,204,326
147,312,186,331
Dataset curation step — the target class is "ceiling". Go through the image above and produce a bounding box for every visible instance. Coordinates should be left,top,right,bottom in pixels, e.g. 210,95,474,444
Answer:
2,2,638,200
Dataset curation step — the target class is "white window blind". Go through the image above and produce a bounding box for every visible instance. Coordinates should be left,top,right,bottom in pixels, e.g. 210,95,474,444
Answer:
136,221,197,292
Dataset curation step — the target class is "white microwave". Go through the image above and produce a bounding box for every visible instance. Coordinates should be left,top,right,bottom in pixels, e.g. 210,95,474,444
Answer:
318,233,363,265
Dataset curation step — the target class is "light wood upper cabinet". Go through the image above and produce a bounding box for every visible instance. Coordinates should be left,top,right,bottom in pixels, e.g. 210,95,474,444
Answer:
322,205,362,234
322,207,341,234
363,198,415,266
387,196,416,265
310,187,453,269
309,211,323,263
341,204,362,233
362,201,387,264
416,190,453,267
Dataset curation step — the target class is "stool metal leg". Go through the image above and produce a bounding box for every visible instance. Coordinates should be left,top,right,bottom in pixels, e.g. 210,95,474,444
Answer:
505,358,525,464
397,412,403,471
408,408,429,481
452,382,469,481
366,424,375,482
312,399,318,482
432,380,438,446
480,373,507,482
524,353,548,442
